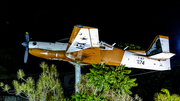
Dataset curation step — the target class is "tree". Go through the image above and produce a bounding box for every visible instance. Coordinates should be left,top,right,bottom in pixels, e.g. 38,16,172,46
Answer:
71,64,141,101
0,62,64,101
154,88,180,101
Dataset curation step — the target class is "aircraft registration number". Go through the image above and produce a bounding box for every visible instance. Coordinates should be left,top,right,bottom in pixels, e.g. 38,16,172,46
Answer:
137,57,145,65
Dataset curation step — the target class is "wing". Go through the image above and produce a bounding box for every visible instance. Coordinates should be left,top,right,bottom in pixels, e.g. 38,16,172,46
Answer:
66,25,101,64
66,25,99,53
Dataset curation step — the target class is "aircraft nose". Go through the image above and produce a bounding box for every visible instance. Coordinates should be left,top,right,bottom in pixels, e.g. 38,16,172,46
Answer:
22,42,28,47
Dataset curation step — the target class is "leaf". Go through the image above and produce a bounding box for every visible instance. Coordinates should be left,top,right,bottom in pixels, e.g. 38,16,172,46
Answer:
118,44,124,49
90,69,95,74
71,95,77,99
4,84,10,92
40,61,48,70
136,46,141,50
97,86,103,92
85,73,92,78
104,83,110,91
105,66,109,70
17,69,25,80
125,43,129,47
76,94,80,97
128,78,137,83
107,79,113,84
104,75,109,79
82,94,86,98
121,80,127,84
0,82,4,87
92,64,99,68
124,70,131,74
86,82,92,86
110,66,115,71
20,82,26,90
161,88,170,97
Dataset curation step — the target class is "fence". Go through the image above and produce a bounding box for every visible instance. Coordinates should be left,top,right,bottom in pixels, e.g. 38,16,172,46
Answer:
0,96,28,101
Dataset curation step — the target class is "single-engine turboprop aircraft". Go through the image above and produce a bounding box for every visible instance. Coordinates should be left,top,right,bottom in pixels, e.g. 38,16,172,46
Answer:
22,25,175,71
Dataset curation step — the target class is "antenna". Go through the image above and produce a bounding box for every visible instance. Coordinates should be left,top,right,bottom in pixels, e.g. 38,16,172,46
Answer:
124,46,129,50
112,43,116,47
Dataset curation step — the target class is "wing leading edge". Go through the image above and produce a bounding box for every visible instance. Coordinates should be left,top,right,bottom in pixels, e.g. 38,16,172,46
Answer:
65,25,101,64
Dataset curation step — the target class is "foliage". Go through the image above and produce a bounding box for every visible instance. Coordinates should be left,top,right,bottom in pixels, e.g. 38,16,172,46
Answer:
72,64,141,101
154,88,180,101
118,43,144,50
0,62,64,101
71,75,106,101
87,64,137,94
132,70,173,101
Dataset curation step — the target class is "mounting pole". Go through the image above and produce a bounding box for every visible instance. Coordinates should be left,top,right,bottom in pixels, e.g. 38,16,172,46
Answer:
75,62,81,93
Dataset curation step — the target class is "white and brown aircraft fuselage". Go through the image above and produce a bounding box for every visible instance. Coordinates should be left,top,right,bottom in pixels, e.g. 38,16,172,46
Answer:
22,25,175,71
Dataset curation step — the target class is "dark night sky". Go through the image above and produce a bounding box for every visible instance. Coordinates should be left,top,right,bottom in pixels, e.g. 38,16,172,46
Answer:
1,1,180,67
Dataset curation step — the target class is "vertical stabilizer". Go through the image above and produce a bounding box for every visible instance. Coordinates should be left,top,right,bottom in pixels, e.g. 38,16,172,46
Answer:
146,35,169,56
146,35,175,60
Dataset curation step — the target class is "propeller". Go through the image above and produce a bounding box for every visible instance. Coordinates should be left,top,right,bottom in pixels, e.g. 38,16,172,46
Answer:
22,32,29,63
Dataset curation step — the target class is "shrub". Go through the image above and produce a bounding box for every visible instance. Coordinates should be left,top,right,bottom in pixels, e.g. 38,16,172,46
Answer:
72,64,141,101
0,62,64,101
154,88,180,101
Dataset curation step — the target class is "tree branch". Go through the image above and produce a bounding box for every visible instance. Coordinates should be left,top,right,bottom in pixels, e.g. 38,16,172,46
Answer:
18,94,28,100
47,85,56,93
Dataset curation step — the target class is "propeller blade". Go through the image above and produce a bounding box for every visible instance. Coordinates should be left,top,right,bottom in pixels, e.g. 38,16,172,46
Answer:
22,32,29,63
26,32,29,42
22,42,28,47
24,47,28,63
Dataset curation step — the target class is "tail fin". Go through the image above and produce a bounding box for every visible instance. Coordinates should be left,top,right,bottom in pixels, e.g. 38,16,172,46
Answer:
146,35,175,60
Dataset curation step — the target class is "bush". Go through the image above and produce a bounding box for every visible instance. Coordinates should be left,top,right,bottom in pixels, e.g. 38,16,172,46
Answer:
0,62,64,101
154,88,180,101
72,64,141,101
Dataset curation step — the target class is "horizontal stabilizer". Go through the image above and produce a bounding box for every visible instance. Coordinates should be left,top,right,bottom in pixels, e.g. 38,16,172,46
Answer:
148,52,175,60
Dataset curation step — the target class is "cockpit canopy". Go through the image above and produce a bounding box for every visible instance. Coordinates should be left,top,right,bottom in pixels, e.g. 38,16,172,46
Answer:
100,41,115,50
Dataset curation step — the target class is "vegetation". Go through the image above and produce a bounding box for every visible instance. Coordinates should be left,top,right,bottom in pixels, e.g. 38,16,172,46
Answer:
0,62,64,101
1,62,180,101
118,43,143,50
71,64,141,101
154,88,180,101
0,44,180,100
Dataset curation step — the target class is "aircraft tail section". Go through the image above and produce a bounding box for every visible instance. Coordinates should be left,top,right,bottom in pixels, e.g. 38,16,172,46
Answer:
146,35,175,60
121,35,175,70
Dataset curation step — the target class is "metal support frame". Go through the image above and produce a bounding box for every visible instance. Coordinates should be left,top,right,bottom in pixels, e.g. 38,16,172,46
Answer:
75,63,81,93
